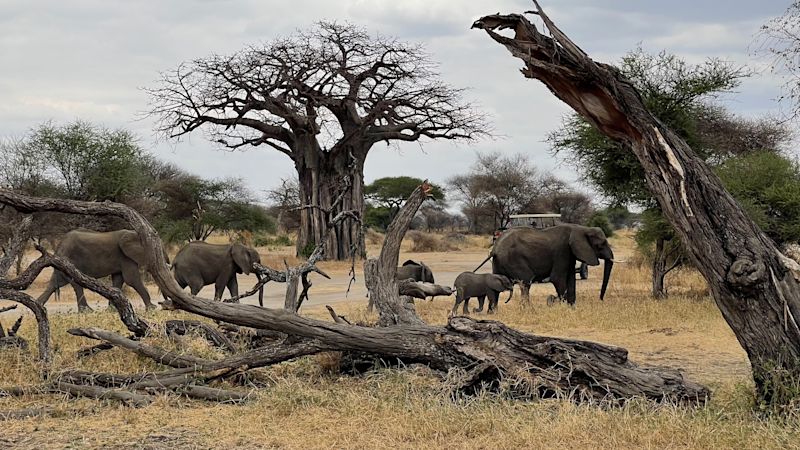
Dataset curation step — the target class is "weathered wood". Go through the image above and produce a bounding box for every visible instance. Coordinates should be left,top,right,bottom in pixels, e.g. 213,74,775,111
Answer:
365,183,432,326
473,5,800,405
0,336,27,351
0,407,55,421
68,328,210,369
165,320,238,352
0,290,49,363
179,385,251,403
53,382,154,407
0,305,17,314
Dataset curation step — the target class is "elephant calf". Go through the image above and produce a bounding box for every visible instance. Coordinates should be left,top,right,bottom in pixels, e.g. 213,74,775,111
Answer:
171,241,264,305
396,260,434,283
451,272,514,317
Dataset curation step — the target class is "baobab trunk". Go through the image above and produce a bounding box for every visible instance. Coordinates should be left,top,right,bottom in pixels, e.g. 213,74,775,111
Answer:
474,7,800,407
294,143,367,260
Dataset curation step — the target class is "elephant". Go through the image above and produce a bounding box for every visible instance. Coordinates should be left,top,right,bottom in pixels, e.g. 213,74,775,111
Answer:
475,224,614,306
450,272,514,316
36,229,158,312
170,241,264,306
396,260,435,283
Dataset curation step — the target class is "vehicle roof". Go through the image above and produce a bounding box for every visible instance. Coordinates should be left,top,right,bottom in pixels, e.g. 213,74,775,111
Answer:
509,213,561,218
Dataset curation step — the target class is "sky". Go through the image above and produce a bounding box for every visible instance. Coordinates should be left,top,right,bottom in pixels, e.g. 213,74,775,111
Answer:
0,0,793,204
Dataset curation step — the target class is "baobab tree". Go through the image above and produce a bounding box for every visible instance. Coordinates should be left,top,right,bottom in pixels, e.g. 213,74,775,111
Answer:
147,22,487,260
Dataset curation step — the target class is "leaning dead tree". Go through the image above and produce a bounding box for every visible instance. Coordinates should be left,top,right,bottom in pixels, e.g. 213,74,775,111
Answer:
473,3,800,407
147,22,488,260
0,188,707,405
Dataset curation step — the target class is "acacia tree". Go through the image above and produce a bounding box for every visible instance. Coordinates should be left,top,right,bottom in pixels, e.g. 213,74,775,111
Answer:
549,48,788,298
148,22,487,260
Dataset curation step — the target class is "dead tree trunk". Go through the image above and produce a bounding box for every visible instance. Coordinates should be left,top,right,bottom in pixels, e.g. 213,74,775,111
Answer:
0,189,709,404
474,4,800,406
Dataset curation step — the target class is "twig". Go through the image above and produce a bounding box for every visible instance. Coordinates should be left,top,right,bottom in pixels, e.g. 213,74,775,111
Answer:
326,305,352,325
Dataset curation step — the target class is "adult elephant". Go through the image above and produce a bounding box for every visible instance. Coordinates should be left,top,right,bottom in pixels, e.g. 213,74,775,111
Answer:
171,241,264,306
396,260,434,283
37,229,158,312
475,224,615,306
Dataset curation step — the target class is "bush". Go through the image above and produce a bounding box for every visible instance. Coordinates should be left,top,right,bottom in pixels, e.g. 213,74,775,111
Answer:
300,241,317,258
365,228,384,246
406,231,459,252
253,234,294,247
586,212,614,237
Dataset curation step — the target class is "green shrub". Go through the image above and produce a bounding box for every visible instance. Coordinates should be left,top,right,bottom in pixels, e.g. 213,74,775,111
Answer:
254,234,294,247
586,212,614,237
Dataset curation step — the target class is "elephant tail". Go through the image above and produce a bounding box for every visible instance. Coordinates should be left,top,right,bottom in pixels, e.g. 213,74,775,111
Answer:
473,253,493,272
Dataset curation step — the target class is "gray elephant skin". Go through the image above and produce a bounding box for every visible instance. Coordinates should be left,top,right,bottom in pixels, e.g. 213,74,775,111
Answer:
171,241,264,306
37,229,157,312
451,272,514,316
396,260,434,283
477,224,614,306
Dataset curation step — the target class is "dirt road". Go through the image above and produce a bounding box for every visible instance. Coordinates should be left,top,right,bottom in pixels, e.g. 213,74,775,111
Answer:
3,249,555,316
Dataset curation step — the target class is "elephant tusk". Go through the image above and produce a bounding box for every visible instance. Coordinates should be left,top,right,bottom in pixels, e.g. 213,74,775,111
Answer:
610,259,626,263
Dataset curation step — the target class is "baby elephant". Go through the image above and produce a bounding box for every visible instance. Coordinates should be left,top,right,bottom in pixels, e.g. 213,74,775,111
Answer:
451,272,514,316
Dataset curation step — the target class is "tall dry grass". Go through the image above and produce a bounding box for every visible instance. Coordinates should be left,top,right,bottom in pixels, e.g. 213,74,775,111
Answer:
1,231,799,448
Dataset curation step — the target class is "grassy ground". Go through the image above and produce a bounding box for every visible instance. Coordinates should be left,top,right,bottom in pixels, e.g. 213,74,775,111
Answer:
1,231,799,449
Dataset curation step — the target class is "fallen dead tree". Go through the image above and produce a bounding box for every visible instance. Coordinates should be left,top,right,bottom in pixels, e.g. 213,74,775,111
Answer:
472,3,800,408
0,185,709,406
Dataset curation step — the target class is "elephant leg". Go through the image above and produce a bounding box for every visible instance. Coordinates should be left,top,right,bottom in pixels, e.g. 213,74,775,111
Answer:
550,276,568,305
108,273,124,310
71,282,93,313
473,295,485,313
566,267,577,307
36,271,68,306
226,277,239,303
213,275,229,301
188,280,203,296
520,281,531,305
487,292,499,314
122,265,153,310
450,291,464,317
463,296,474,315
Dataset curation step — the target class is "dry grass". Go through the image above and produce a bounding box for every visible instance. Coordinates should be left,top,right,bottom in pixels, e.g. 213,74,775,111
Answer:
1,230,799,448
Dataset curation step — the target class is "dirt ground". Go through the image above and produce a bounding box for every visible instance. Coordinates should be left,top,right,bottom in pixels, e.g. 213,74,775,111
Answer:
1,231,786,449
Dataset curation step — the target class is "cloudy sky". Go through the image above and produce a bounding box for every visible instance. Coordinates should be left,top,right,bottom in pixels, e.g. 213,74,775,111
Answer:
0,0,792,203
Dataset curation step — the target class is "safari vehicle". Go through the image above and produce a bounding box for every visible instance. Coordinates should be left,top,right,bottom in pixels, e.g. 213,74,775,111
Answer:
493,213,589,279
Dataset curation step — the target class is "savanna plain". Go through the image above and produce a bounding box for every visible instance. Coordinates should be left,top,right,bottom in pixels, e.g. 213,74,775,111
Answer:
1,231,798,449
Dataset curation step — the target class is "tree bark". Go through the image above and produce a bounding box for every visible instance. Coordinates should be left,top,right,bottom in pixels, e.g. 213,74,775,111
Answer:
295,142,366,260
652,237,668,299
474,6,800,406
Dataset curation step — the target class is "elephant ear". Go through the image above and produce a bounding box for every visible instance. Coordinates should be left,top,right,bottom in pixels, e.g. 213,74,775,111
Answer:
570,229,600,266
421,262,434,283
401,260,421,267
230,244,252,275
118,232,147,267
487,274,510,292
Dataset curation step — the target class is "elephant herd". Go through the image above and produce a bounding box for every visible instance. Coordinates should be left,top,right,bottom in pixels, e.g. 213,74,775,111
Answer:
36,229,263,312
34,223,615,314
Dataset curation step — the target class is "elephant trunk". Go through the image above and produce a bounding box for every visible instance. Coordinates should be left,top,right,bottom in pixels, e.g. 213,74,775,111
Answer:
504,289,514,304
256,272,264,307
600,258,613,301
